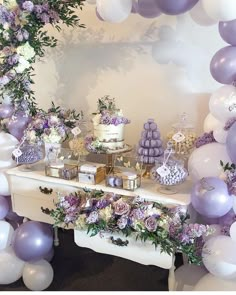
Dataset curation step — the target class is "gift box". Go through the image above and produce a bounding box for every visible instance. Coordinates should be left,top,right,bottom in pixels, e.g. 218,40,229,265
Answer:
78,162,106,184
106,154,143,191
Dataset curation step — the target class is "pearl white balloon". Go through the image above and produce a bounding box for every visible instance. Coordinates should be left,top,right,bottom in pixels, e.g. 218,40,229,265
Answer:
202,235,236,279
0,170,11,196
190,0,217,26
96,0,132,23
174,264,208,291
193,273,236,291
23,260,54,291
213,124,228,144
202,0,236,22
230,221,236,242
0,247,25,284
209,85,236,122
203,113,221,133
0,220,14,250
0,159,17,169
188,143,231,182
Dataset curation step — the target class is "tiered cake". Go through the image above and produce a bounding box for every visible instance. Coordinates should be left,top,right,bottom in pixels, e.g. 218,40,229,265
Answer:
92,96,130,151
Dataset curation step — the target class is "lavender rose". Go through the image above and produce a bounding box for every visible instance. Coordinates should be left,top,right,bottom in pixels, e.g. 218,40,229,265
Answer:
114,200,130,216
86,211,99,224
22,1,34,12
145,216,158,232
117,216,128,229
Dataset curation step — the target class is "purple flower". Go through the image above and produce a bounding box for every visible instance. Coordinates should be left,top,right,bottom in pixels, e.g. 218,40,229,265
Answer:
96,199,110,209
64,194,80,207
117,216,128,229
114,200,130,216
22,1,34,12
34,5,43,14
0,75,10,86
130,208,145,220
40,12,50,24
86,211,99,224
7,54,19,65
2,46,13,56
145,216,158,232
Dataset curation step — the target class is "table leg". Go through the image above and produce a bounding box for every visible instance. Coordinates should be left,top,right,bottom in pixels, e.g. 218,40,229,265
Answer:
168,255,176,291
53,226,59,247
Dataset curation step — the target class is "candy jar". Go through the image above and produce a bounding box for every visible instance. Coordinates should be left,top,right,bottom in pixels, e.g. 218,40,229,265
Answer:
166,113,197,162
150,142,188,194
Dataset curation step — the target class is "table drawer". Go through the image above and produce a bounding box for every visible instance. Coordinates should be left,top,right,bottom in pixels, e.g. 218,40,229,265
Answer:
74,230,173,269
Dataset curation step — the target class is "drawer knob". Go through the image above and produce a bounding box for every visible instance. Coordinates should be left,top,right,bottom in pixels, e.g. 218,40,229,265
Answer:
39,186,53,195
41,207,52,215
110,236,129,247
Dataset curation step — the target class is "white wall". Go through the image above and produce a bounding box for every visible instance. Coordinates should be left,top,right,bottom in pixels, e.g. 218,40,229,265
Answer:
33,4,225,147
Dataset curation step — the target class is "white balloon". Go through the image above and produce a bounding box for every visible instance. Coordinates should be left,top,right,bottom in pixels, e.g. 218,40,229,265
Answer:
203,113,221,133
230,221,236,242
0,220,14,250
0,131,18,148
0,170,10,196
213,125,228,144
202,235,236,279
190,0,217,26
188,143,231,182
96,0,132,23
202,0,236,22
209,85,236,122
203,224,222,242
0,159,17,169
193,273,236,291
0,247,25,284
174,264,208,291
23,260,54,291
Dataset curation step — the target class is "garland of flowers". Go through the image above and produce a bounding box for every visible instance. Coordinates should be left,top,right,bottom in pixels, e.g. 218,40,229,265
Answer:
48,188,212,266
0,0,85,115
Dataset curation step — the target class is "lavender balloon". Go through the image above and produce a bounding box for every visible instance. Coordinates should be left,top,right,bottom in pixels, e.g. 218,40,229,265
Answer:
210,46,236,84
95,7,104,21
219,20,236,46
7,112,31,141
0,196,10,219
191,177,233,218
13,221,53,262
137,0,162,18
0,104,14,119
226,122,236,164
131,0,138,13
156,0,199,15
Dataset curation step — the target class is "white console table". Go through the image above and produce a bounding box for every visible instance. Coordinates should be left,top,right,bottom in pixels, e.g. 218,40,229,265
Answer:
6,163,192,291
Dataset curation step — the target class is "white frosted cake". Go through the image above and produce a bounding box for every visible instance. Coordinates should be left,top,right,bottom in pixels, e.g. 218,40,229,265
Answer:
92,96,130,151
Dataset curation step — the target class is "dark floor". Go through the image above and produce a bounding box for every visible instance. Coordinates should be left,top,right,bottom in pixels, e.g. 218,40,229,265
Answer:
0,229,182,291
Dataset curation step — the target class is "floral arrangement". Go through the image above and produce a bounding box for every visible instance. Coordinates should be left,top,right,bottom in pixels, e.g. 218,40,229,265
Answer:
92,95,130,126
0,0,85,115
84,134,108,153
49,189,212,265
26,101,83,144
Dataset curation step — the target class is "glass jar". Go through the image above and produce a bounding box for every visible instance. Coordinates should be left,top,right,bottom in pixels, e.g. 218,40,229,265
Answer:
166,113,197,161
150,142,188,194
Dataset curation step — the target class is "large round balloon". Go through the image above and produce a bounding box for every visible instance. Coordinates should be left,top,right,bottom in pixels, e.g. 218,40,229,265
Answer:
23,260,54,291
191,177,233,218
13,221,53,262
202,224,222,242
189,0,217,26
188,142,231,181
0,195,10,219
0,220,14,250
219,19,236,46
156,0,198,15
174,264,208,291
213,123,228,144
203,113,221,133
0,170,11,196
209,85,236,122
7,112,31,141
202,235,236,278
194,273,236,291
137,0,162,18
0,104,14,119
96,0,132,23
210,46,236,85
202,0,236,22
0,247,25,284
0,131,19,162
226,122,236,163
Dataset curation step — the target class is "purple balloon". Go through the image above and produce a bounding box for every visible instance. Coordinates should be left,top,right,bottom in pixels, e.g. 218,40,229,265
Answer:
0,104,14,119
43,247,54,262
13,221,53,262
191,177,233,218
0,195,10,219
131,0,138,13
7,112,31,141
219,20,236,46
226,122,236,163
95,7,104,21
156,0,199,15
210,46,236,85
137,0,162,18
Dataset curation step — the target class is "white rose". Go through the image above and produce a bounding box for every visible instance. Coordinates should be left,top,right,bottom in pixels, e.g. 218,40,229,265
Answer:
15,56,30,73
4,0,18,9
43,128,62,144
92,114,101,126
99,205,112,222
27,130,37,143
16,42,35,60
